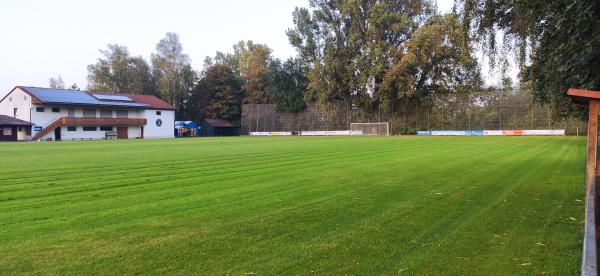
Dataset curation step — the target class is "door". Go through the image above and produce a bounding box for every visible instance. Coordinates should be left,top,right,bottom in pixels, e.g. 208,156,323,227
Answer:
54,127,61,141
117,127,128,139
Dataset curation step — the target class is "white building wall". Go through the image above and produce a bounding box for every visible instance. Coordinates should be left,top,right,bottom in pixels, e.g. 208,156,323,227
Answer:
1,88,174,141
16,127,30,141
54,126,106,140
31,106,148,140
40,126,145,141
144,109,174,138
0,88,32,122
128,126,142,138
31,104,69,134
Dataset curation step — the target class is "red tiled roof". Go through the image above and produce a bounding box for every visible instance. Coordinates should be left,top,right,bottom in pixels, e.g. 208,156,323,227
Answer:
204,119,235,127
89,91,175,110
122,94,175,110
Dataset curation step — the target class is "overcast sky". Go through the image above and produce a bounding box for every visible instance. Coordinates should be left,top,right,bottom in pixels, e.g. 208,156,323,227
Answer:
0,0,455,97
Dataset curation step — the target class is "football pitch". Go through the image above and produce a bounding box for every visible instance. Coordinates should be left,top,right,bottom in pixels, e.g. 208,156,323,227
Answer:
0,136,586,274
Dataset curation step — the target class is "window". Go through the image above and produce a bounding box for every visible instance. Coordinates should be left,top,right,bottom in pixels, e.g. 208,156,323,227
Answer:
13,108,17,117
83,127,97,131
67,126,77,131
83,109,96,117
26,127,31,135
67,109,75,117
17,127,22,132
116,110,128,118
3,127,12,136
100,110,112,118
100,126,113,131
8,97,11,102
36,107,45,112
156,111,162,115
52,107,60,113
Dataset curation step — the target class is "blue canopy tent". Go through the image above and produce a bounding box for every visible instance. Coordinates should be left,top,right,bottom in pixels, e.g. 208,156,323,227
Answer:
175,121,200,137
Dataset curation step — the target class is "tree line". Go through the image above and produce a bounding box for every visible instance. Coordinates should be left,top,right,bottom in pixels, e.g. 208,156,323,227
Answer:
81,34,307,124
71,0,597,125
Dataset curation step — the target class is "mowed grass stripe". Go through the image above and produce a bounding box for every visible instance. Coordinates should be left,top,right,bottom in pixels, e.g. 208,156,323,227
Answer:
0,140,412,210
0,138,556,237
0,137,473,212
0,136,585,275
0,139,418,193
0,137,520,226
1,139,474,233
0,137,440,184
0,136,515,196
264,137,582,275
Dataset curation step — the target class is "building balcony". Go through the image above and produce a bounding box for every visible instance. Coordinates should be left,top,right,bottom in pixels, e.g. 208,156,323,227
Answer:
60,117,147,126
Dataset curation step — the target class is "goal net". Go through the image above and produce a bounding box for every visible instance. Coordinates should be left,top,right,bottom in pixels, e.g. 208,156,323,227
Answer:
350,122,390,136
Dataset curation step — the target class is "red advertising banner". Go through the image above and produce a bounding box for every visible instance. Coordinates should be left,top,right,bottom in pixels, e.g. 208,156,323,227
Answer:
501,130,524,136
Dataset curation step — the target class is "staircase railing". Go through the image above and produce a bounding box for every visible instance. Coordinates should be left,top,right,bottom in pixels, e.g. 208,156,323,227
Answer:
31,117,64,141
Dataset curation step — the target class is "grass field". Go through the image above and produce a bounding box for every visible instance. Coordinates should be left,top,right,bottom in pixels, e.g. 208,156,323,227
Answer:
0,136,586,274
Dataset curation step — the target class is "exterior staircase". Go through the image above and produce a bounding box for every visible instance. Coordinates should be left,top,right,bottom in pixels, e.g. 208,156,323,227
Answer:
31,117,147,141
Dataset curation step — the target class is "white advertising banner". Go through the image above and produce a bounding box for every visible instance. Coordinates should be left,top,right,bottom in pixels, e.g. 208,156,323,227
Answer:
326,130,351,136
300,130,351,136
523,129,565,136
431,130,466,136
249,132,293,136
483,130,504,136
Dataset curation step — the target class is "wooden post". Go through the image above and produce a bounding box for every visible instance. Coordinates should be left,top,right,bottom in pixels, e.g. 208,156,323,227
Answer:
588,100,599,193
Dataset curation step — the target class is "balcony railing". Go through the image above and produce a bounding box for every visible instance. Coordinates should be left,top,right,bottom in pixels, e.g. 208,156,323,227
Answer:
60,117,147,126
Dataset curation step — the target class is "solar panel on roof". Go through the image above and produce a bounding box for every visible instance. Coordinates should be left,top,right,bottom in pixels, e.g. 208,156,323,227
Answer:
93,94,133,102
23,87,150,108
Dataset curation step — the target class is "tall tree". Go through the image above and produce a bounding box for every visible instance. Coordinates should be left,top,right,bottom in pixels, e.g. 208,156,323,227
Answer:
194,63,243,122
287,0,433,109
214,41,274,104
87,44,154,94
269,58,308,112
126,57,155,95
49,75,65,89
151,32,194,109
456,0,599,118
381,14,480,108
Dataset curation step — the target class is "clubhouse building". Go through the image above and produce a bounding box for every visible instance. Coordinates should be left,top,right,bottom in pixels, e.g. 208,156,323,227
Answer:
0,86,175,141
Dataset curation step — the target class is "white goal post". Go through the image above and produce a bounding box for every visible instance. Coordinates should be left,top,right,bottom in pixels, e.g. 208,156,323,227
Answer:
350,122,390,136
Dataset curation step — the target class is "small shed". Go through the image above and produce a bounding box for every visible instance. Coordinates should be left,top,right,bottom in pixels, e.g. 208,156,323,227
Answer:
0,115,32,141
175,121,200,137
201,119,238,137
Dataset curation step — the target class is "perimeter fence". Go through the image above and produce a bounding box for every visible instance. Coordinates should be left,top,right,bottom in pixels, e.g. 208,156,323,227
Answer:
241,90,586,135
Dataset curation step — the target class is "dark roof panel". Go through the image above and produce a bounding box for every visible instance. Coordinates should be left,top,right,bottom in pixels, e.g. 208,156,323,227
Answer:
20,87,150,108
92,94,134,102
0,115,32,126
